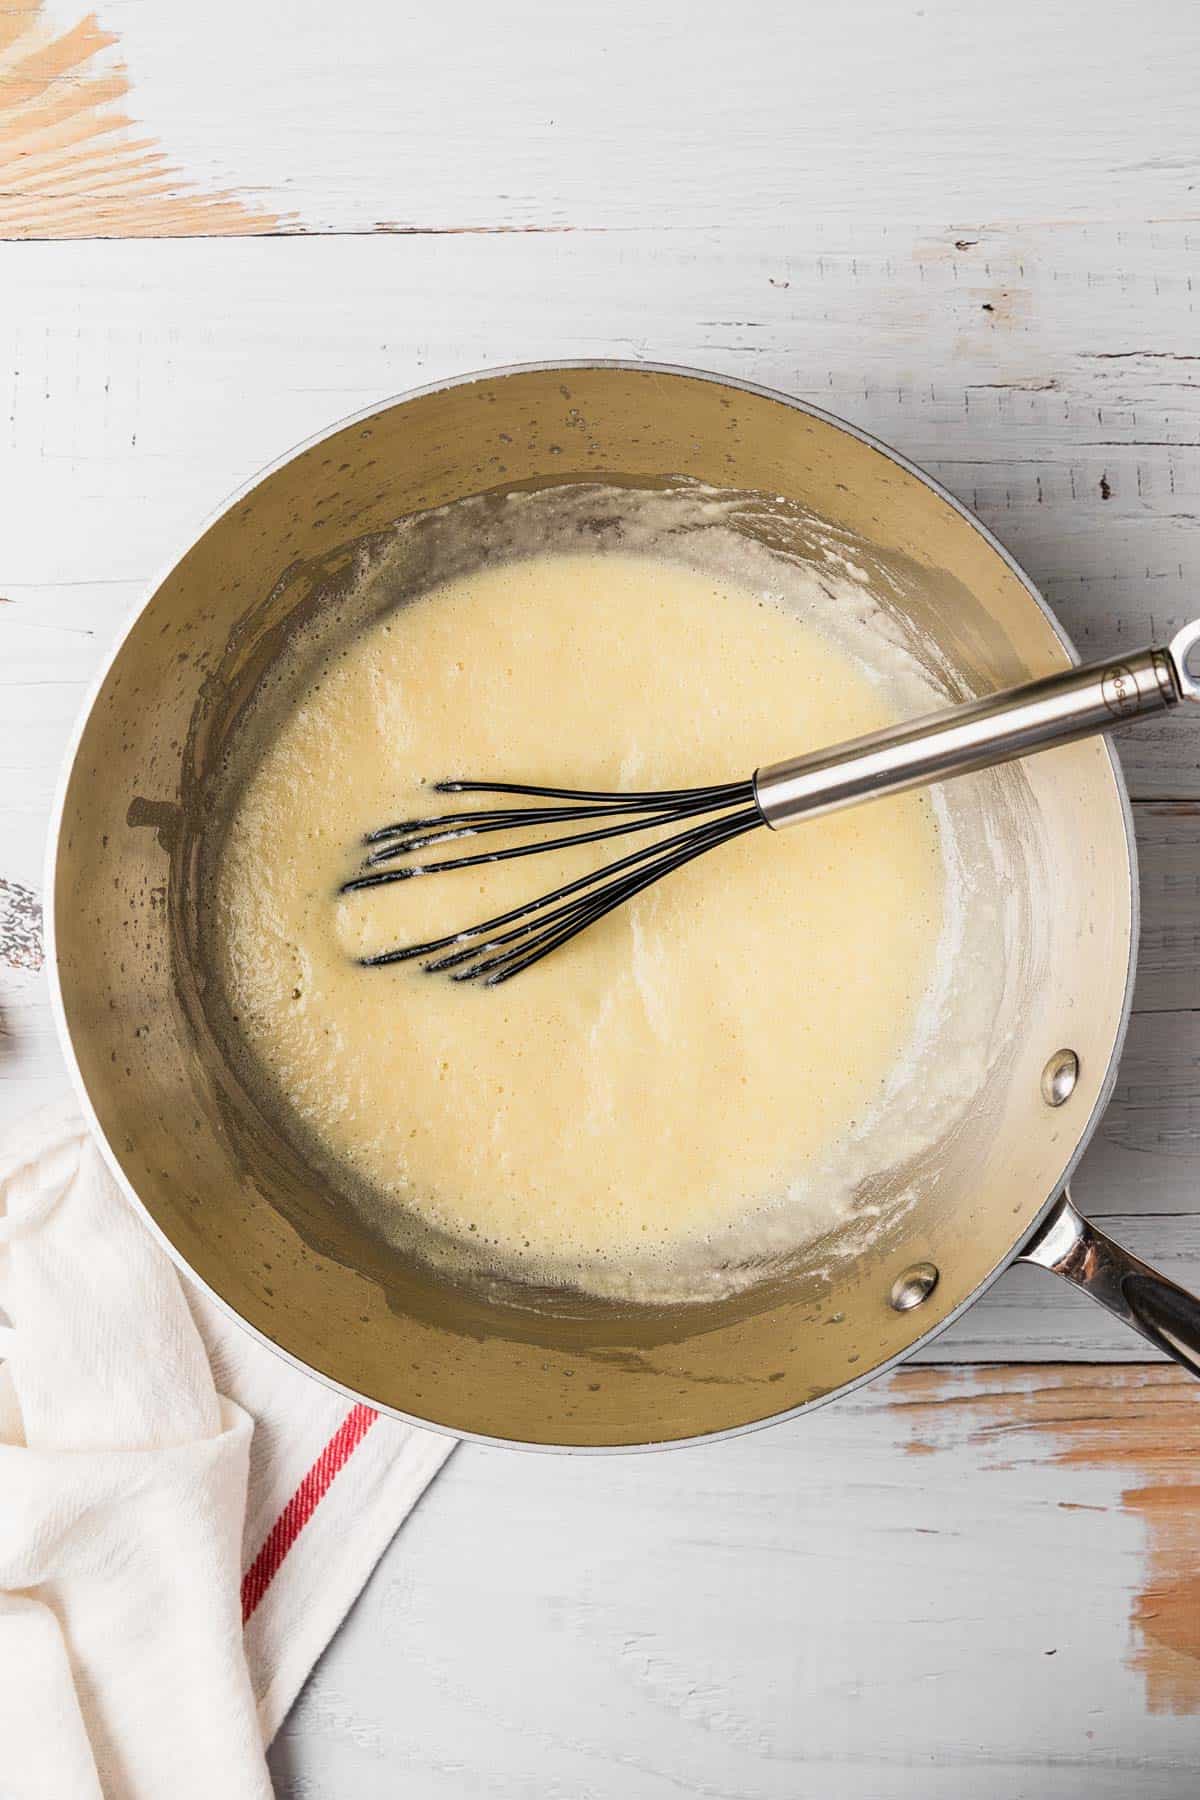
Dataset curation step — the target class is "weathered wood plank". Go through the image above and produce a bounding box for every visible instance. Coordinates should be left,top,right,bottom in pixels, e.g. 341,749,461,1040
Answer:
0,1,282,238
3,226,1199,605
1133,805,1200,1014
13,0,1200,238
269,1364,1200,1799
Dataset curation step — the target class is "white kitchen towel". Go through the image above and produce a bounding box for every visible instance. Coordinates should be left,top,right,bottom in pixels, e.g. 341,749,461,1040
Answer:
0,1101,455,1800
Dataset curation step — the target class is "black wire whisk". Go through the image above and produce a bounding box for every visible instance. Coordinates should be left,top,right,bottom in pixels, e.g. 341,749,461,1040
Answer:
341,778,765,985
338,618,1200,984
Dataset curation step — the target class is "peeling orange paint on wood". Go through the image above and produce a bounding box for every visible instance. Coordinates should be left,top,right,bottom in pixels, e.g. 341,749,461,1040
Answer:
0,3,287,237
887,1363,1200,1715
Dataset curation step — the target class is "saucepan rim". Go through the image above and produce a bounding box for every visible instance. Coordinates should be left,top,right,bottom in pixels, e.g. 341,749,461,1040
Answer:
44,359,1139,1452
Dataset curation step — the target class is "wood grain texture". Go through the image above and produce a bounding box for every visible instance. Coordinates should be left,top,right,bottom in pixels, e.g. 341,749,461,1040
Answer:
892,1366,1200,1716
21,0,1200,238
0,1,284,236
269,1363,1200,1798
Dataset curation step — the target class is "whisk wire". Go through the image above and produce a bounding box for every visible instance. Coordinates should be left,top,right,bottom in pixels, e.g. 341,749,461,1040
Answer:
345,776,766,982
357,803,761,973
361,788,747,869
365,777,750,848
432,777,752,806
446,808,762,984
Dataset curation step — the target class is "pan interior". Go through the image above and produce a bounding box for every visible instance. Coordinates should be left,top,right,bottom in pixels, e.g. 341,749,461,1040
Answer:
196,481,1021,1317
51,366,1134,1446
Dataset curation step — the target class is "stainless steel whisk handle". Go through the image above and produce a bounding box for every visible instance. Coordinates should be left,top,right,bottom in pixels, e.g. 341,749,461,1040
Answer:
754,619,1200,831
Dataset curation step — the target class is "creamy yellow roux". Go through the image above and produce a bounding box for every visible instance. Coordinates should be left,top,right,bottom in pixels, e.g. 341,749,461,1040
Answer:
213,550,946,1296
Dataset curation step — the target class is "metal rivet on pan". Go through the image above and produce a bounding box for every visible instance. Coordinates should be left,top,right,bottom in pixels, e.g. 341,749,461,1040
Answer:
890,1262,939,1311
1041,1048,1079,1107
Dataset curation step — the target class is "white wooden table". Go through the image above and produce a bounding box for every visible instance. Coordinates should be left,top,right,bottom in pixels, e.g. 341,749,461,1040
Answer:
4,2,1200,1791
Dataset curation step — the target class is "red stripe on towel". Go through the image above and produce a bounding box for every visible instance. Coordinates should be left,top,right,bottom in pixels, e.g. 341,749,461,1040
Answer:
241,1403,378,1622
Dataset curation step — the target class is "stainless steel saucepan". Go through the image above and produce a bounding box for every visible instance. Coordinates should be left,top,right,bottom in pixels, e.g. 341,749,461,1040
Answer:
48,361,1200,1449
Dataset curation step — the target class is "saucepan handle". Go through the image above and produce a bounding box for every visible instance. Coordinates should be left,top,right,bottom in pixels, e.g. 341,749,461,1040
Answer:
755,617,1200,833
1018,1188,1200,1378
